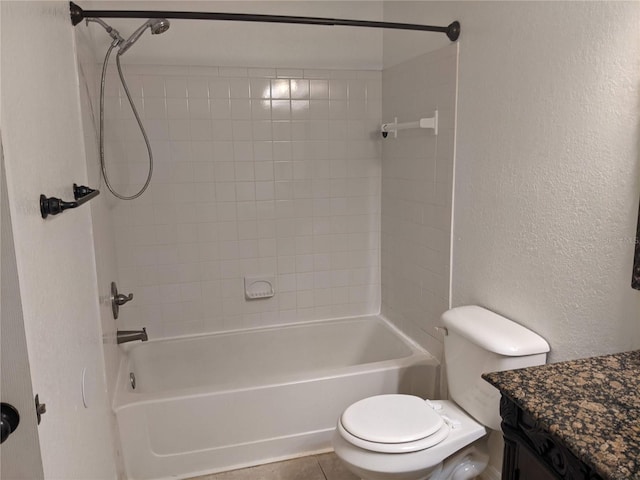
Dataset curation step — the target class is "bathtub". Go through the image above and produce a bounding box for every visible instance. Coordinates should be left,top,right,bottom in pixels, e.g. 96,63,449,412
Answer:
114,315,438,480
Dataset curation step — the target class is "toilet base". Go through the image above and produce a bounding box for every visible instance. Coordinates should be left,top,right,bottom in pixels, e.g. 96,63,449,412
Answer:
432,442,489,480
333,433,489,480
333,429,444,480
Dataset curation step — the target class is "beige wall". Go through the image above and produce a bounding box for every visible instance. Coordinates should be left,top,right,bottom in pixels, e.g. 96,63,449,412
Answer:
1,1,117,477
384,2,640,476
384,0,640,363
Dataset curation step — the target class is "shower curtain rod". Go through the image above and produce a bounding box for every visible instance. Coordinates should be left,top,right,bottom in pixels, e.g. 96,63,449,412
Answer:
69,2,460,41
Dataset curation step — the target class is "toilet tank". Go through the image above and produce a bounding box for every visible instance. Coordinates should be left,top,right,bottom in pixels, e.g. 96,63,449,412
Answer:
442,306,550,431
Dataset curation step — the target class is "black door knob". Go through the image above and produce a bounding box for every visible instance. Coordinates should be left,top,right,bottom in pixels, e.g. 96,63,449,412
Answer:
0,403,20,444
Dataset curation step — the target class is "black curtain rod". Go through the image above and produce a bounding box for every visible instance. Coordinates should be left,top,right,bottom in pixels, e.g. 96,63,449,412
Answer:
69,2,460,41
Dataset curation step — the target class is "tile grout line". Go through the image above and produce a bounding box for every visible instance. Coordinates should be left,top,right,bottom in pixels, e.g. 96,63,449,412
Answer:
316,455,329,480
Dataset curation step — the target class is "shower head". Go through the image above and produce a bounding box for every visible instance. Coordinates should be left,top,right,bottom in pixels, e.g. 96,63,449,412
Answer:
150,18,170,35
118,18,170,56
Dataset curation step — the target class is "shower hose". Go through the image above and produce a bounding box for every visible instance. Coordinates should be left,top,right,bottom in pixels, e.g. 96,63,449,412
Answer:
98,40,153,200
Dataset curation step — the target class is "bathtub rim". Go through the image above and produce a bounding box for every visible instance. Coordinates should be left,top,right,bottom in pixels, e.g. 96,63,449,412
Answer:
113,314,438,412
117,313,426,353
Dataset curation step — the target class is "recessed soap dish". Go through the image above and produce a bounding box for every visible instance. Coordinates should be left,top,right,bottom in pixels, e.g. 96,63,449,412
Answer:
244,275,275,300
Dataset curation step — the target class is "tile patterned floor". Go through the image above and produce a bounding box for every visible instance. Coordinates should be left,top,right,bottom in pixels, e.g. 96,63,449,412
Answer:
190,452,359,480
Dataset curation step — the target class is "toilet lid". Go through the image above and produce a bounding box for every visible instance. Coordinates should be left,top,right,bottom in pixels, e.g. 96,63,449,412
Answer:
340,395,444,444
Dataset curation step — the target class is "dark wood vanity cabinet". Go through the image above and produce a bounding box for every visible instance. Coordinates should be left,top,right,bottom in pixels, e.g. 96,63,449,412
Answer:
499,395,605,480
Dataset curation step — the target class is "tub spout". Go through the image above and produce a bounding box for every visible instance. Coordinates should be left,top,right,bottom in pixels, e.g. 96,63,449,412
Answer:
117,328,148,344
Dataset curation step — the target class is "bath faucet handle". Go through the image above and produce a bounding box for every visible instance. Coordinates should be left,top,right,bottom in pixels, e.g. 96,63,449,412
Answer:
111,282,134,320
115,292,134,306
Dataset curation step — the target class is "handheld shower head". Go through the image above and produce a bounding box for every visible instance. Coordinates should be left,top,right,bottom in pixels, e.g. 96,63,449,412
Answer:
150,18,170,35
118,18,170,56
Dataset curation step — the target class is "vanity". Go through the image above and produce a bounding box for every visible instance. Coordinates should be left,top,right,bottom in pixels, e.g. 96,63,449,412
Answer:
483,350,640,480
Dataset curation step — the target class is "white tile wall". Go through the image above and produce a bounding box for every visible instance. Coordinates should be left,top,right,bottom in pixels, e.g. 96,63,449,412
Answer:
380,45,458,359
103,65,382,338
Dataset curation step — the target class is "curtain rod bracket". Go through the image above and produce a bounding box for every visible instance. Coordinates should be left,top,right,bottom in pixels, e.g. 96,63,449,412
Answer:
446,21,460,41
70,1,83,26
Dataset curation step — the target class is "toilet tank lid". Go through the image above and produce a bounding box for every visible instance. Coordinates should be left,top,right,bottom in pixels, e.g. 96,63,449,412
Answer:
442,306,550,356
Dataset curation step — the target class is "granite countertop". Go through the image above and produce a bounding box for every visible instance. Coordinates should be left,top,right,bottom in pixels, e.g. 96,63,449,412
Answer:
483,350,640,480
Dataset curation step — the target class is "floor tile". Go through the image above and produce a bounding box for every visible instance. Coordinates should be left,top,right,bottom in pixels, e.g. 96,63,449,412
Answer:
317,453,359,480
192,455,326,480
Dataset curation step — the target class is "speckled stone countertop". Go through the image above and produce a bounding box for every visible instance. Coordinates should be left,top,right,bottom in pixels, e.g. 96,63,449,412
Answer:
483,350,640,480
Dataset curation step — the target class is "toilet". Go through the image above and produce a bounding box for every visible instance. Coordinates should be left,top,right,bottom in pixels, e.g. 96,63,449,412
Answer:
332,306,550,480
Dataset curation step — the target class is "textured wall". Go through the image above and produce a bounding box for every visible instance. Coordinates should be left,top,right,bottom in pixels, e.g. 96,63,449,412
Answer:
451,1,640,362
380,45,458,360
384,2,640,476
384,1,640,363
1,2,117,477
1,151,45,479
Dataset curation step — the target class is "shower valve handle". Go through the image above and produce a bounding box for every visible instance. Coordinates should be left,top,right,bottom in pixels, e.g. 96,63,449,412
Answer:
111,282,133,320
115,292,133,306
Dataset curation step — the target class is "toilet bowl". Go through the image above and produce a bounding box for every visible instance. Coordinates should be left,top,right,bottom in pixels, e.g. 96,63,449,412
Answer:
332,306,550,480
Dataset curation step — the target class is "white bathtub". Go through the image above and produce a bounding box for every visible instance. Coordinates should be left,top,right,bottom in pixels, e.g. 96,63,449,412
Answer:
114,316,438,480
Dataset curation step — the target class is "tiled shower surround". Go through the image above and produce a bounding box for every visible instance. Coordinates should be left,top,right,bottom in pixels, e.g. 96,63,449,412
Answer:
103,65,383,337
381,45,458,358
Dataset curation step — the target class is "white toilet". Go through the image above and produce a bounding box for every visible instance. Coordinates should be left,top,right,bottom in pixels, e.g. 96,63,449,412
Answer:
332,306,550,480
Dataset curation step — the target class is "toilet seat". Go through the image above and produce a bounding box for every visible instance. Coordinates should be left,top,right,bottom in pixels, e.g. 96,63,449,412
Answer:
338,395,451,454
